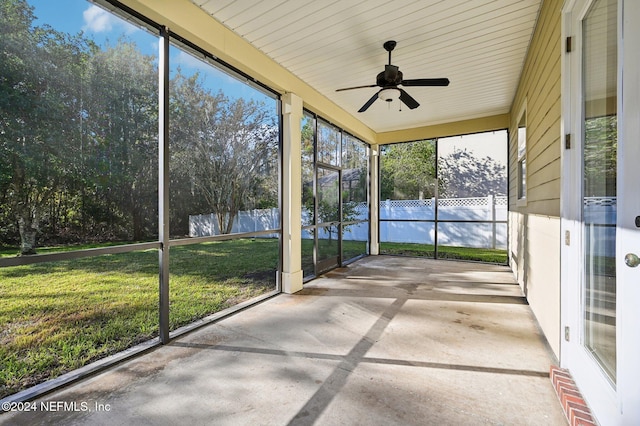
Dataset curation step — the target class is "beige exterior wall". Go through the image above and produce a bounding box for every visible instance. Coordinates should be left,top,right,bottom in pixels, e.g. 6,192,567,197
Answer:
509,0,562,357
510,212,561,356
377,114,510,144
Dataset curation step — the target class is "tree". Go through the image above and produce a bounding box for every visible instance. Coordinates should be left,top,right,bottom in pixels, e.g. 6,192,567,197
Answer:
316,168,339,240
0,0,94,253
0,1,279,248
380,140,436,200
84,40,158,241
198,98,277,234
170,71,278,235
301,117,315,227
584,115,617,197
380,139,506,201
341,136,368,203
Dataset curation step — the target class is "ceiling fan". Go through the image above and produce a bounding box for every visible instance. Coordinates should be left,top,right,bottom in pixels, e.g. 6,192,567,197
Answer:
336,40,450,112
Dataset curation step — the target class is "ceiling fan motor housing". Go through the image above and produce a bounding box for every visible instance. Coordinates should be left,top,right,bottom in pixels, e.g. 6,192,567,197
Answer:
377,65,403,87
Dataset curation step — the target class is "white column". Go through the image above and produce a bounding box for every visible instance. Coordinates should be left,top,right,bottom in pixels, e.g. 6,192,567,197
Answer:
369,144,380,255
281,93,304,293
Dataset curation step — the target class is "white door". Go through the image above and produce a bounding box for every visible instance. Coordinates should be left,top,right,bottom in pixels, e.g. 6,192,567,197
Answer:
617,0,640,421
562,0,640,424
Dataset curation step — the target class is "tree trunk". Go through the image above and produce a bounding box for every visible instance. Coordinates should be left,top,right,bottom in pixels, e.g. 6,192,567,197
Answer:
132,210,143,241
18,215,38,255
224,211,236,234
216,211,227,235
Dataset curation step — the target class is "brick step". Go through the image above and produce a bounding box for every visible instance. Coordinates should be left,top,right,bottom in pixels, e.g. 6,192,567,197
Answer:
550,366,597,426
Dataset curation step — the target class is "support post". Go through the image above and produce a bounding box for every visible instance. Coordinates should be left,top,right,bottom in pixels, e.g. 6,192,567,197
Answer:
281,93,303,293
369,144,380,255
158,27,170,344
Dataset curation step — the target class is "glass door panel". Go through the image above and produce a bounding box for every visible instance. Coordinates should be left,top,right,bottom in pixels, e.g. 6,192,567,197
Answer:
316,167,340,272
301,114,316,277
582,0,617,383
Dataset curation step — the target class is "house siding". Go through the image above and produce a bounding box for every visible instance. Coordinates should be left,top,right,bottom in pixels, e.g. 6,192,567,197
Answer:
509,0,562,357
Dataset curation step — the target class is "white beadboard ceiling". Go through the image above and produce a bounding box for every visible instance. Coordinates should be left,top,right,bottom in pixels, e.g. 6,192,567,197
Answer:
192,0,542,133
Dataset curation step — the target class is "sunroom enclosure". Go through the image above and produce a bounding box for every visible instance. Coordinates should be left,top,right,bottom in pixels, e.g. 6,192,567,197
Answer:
0,0,514,401
3,0,640,424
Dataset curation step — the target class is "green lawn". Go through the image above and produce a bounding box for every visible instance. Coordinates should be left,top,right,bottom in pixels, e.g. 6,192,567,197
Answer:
0,239,278,399
0,238,503,399
380,242,508,264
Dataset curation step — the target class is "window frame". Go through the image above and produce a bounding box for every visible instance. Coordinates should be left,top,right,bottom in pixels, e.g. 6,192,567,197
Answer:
516,102,528,205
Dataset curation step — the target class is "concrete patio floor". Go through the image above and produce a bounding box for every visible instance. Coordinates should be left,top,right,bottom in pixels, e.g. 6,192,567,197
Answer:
1,256,567,425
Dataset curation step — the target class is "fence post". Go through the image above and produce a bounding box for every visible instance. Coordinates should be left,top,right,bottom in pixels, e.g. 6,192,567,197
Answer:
253,209,257,233
432,196,437,250
489,195,496,249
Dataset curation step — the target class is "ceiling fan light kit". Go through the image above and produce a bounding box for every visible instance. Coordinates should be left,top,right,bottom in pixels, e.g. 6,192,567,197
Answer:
378,88,400,102
336,40,450,112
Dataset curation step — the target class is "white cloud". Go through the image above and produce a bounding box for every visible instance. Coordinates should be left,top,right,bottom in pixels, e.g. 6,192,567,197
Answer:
175,51,209,70
82,5,114,33
82,5,138,34
150,40,159,53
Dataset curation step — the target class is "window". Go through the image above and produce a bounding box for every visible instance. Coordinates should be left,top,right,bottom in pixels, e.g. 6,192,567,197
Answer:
517,106,527,202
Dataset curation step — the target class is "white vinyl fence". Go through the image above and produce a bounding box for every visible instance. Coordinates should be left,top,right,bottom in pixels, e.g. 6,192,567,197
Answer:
380,195,508,249
189,208,280,238
584,196,616,257
189,195,509,249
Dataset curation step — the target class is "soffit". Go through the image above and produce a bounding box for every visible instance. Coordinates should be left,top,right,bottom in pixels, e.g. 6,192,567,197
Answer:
192,0,542,133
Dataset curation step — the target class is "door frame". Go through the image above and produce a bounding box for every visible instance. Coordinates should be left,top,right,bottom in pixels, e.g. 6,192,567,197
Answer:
561,0,640,423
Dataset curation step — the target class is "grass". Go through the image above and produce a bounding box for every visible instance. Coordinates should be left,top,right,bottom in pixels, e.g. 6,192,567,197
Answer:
0,237,503,399
0,239,278,399
380,242,508,264
0,241,145,258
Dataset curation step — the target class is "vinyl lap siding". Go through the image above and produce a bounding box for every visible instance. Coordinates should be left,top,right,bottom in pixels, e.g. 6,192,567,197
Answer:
509,0,562,216
508,0,563,357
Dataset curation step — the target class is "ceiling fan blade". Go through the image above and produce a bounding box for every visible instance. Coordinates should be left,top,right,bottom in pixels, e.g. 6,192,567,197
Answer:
399,88,420,109
336,84,378,92
401,78,450,87
358,91,381,113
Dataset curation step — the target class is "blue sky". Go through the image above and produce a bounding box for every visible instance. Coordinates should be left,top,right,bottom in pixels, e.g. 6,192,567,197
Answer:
27,0,274,104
